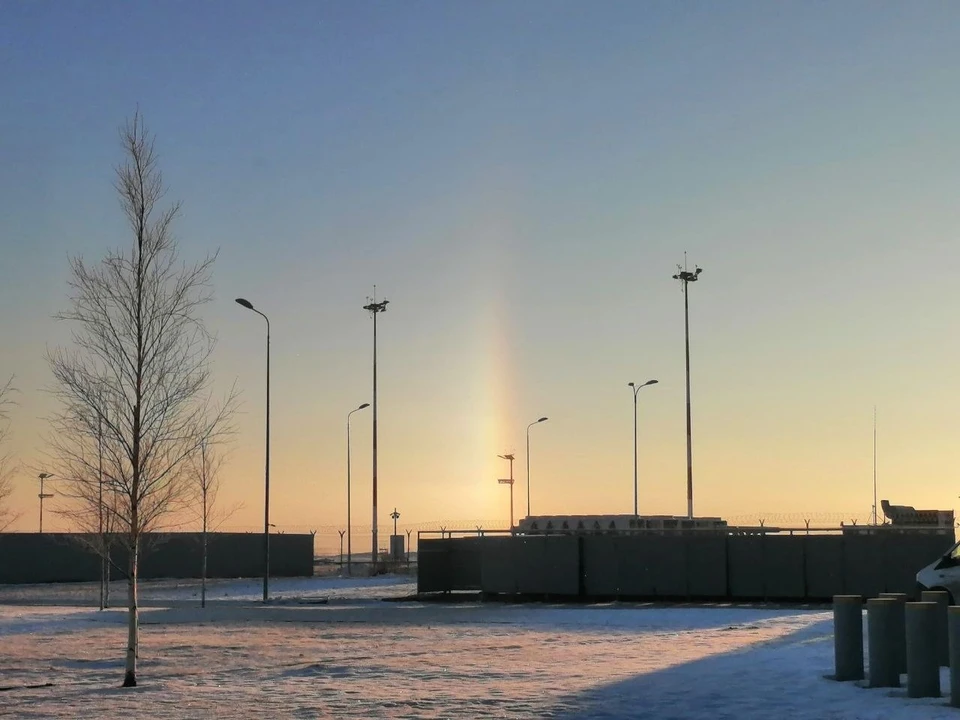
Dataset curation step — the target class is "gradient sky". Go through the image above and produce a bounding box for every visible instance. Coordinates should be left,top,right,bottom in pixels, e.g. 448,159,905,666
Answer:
4,2,960,545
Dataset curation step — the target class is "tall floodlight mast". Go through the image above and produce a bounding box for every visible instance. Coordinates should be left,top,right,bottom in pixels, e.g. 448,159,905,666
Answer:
672,255,702,519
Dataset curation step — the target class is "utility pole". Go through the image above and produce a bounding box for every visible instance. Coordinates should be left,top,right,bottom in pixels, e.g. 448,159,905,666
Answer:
672,255,702,519
38,472,54,533
498,453,516,530
363,289,389,568
873,406,878,526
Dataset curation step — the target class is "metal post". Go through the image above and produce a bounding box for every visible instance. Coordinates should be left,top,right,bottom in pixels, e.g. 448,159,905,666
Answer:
338,530,345,569
628,380,657,516
832,595,864,681
879,592,908,674
525,418,548,518
98,415,104,611
682,282,693,518
948,606,960,707
236,299,272,603
364,295,389,570
867,597,901,688
672,260,701,519
406,528,412,570
391,507,400,560
498,453,516,529
346,403,368,576
264,316,271,603
906,601,940,698
38,473,54,533
632,389,638,515
526,427,531,518
872,406,878,525
921,590,950,667
347,415,352,574
372,308,378,569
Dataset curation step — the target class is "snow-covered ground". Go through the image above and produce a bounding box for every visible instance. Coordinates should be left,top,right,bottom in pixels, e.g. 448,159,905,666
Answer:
0,576,956,718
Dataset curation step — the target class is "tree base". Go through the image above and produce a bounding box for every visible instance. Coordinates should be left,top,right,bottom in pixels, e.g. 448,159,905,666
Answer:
122,672,137,687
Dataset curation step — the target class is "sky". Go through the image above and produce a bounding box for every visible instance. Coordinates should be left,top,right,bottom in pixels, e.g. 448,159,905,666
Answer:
4,1,960,544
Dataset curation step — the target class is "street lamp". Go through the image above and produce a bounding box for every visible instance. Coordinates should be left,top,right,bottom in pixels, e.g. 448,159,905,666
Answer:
235,297,271,603
363,292,389,568
38,472,54,533
346,402,370,575
672,258,703,519
497,453,516,530
628,380,658,516
526,417,548,518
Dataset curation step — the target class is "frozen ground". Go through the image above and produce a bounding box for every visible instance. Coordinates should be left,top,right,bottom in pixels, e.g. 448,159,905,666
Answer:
0,576,957,719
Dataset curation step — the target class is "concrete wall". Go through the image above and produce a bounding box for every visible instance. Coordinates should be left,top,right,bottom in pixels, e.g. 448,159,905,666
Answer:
0,532,314,584
417,538,452,593
418,530,955,601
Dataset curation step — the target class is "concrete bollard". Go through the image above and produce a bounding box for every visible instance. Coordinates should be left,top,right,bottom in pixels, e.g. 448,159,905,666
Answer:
949,607,960,707
921,590,950,667
879,592,908,674
832,595,864,681
905,601,941,698
867,598,901,688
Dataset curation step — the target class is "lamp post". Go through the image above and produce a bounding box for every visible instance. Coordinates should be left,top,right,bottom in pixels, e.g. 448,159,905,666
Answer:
38,472,54,533
391,508,400,562
628,380,658,516
525,417,548,518
497,453,516,530
363,293,389,568
346,402,370,575
97,413,104,610
235,297,271,603
672,258,702,519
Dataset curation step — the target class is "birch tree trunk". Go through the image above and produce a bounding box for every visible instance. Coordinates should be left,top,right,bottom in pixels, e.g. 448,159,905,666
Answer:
123,533,139,687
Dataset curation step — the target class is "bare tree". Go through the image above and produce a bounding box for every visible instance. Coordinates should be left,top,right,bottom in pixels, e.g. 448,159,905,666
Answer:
0,376,19,531
54,415,124,611
47,112,235,688
189,438,239,608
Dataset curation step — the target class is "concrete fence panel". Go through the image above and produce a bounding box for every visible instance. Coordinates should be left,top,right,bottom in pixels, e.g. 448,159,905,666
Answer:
804,536,844,599
415,538,451,593
763,536,806,599
843,533,887,599
581,535,620,596
728,536,765,599
685,534,727,598
480,536,519,595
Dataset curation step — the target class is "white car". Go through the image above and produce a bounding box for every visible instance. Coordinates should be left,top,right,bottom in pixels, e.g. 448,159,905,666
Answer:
916,541,960,603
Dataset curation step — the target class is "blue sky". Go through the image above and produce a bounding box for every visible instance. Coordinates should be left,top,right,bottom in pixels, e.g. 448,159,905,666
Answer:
4,2,960,539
